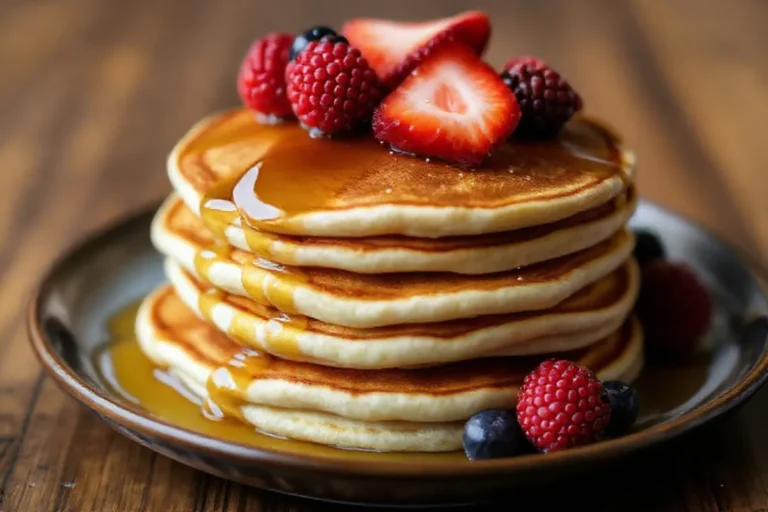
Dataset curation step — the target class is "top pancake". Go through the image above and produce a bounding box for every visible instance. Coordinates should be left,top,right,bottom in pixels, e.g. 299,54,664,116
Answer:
169,109,634,237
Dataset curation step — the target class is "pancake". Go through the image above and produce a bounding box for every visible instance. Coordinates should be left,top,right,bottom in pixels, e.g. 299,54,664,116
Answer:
166,257,639,368
152,199,635,328
169,109,635,238
180,187,636,274
136,283,644,451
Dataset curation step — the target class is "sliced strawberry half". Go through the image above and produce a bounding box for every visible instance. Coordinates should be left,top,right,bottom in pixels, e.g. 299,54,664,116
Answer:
373,42,520,168
342,11,491,88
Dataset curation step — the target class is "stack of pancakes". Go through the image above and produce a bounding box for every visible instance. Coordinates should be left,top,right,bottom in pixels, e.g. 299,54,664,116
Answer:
138,109,643,452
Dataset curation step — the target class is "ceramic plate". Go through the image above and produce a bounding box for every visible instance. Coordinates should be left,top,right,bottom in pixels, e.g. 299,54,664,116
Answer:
28,201,768,507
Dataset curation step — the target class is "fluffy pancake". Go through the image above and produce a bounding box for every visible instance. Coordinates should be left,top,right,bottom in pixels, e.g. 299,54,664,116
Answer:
152,199,635,327
136,283,644,451
166,257,639,368
177,188,636,274
169,109,635,238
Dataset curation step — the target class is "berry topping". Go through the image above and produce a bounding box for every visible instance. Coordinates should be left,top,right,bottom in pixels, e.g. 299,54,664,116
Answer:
503,55,547,71
463,409,523,460
636,261,713,361
289,26,348,61
342,11,491,88
633,229,666,267
286,40,382,136
237,33,295,120
516,359,611,452
372,42,520,168
501,58,583,137
603,381,640,435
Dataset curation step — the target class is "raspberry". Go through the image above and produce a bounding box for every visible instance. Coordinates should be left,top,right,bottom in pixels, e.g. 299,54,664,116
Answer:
516,359,611,452
287,41,382,136
501,59,583,137
237,33,294,120
636,260,713,361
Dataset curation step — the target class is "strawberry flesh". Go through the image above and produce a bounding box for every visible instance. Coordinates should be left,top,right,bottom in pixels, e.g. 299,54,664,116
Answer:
373,42,520,168
342,11,491,88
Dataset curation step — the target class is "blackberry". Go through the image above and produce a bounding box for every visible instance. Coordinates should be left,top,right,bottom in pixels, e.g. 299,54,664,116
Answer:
501,60,582,137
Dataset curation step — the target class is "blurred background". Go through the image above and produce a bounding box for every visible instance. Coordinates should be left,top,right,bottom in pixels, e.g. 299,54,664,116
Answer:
2,0,766,262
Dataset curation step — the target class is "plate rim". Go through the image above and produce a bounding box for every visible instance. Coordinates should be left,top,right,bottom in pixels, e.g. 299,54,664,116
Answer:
26,199,768,479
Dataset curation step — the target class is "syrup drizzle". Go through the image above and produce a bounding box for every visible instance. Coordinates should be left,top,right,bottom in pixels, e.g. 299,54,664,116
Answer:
195,281,308,361
184,258,634,369
165,111,634,446
194,111,628,239
94,298,693,462
95,301,441,460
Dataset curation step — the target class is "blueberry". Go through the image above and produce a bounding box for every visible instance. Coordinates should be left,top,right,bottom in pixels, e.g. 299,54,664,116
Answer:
289,26,348,61
604,381,639,435
462,409,522,460
633,229,665,267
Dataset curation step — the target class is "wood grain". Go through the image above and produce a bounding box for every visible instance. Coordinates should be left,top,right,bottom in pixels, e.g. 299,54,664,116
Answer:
0,0,766,510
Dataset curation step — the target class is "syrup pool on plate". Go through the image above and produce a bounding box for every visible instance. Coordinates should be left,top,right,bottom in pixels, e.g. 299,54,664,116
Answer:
93,301,710,461
93,301,462,463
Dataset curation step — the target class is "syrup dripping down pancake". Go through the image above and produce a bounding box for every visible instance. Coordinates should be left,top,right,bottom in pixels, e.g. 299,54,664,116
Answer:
136,284,644,452
152,199,635,328
169,109,634,238
160,188,636,274
165,256,639,369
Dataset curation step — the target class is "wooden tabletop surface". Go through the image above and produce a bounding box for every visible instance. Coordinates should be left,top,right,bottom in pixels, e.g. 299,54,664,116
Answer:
1,0,767,510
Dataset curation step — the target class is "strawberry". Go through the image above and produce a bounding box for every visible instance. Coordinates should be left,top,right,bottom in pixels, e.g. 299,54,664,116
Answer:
372,42,520,168
342,11,491,88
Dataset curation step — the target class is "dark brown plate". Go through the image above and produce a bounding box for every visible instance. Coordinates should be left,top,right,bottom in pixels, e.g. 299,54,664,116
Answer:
27,201,768,507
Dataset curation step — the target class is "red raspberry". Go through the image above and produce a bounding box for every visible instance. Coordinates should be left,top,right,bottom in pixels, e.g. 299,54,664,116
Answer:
516,359,611,452
287,41,382,136
501,58,583,137
237,33,294,120
636,260,713,361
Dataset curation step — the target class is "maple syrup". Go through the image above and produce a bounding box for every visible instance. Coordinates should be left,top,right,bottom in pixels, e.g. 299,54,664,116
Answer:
94,297,710,461
96,299,465,461
186,224,631,309
197,285,308,361
193,184,634,272
187,110,628,239
102,109,663,459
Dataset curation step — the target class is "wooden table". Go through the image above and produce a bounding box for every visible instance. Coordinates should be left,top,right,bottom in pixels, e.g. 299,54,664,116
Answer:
1,0,767,510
